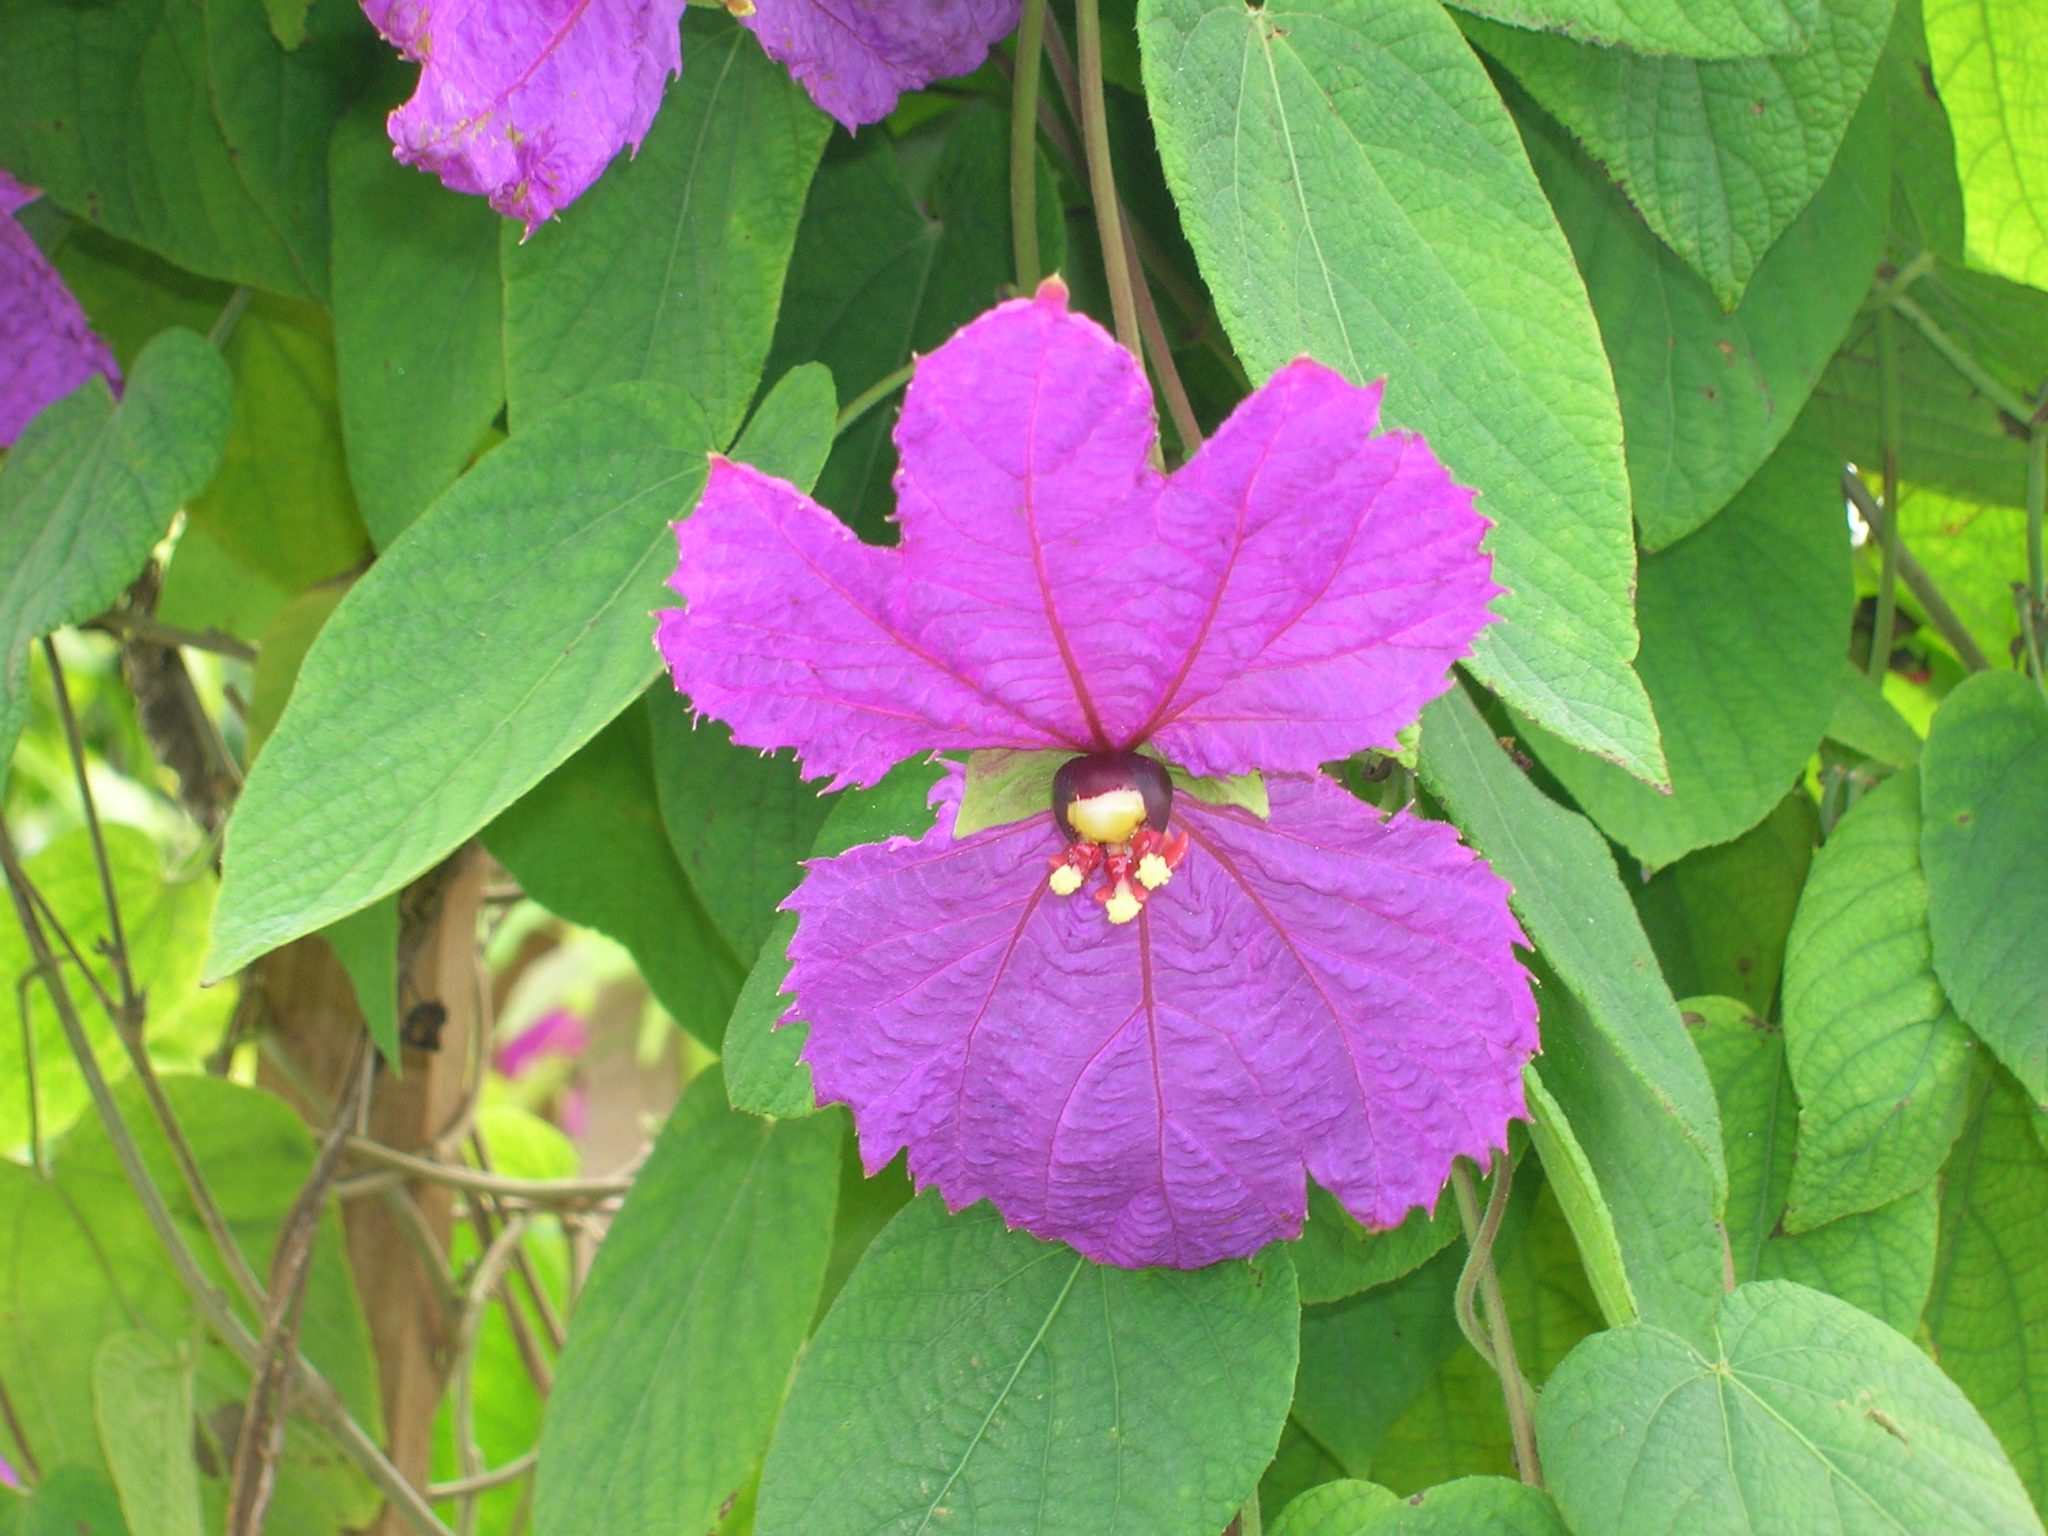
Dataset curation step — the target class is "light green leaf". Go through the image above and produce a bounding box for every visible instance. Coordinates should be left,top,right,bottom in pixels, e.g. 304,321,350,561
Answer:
503,14,828,445
1921,672,2048,1101
1781,769,1974,1229
1540,1279,2043,1535
321,895,399,1066
1445,0,1818,57
329,99,505,548
1522,419,1852,868
1690,997,1937,1333
1357,1478,1566,1535
93,1332,201,1536
1895,488,2029,668
535,1069,840,1536
486,707,744,1047
1928,1067,2048,1508
1521,74,1888,549
1925,0,2048,289
756,1196,1298,1536
0,330,230,775
1418,684,1726,1201
261,0,311,48
0,0,363,297
1271,1480,1399,1536
1472,0,1895,310
1634,792,1819,1016
1828,661,1924,766
188,295,371,591
1140,0,1662,781
721,762,945,1119
1521,1070,1639,1328
1880,0,1966,262
207,383,714,978
7,1469,129,1536
737,364,840,492
954,749,1064,839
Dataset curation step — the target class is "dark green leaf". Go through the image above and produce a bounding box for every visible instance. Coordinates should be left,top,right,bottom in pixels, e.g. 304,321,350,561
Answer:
1140,0,1663,781
8,1468,129,1536
1828,661,1924,767
1781,768,1973,1229
0,330,230,774
207,384,714,977
321,895,399,1066
1921,672,2048,1101
503,15,828,445
1446,0,1818,57
756,1196,1298,1536
1522,419,1852,868
535,1069,841,1536
1539,1279,2042,1535
329,98,505,548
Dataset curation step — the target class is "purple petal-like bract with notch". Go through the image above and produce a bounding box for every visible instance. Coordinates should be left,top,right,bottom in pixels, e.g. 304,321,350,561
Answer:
0,171,120,446
739,0,1021,129
787,771,1536,1269
361,0,684,233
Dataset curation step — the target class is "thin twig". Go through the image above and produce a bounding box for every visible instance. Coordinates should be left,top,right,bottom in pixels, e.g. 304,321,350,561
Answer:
208,287,255,351
1010,0,1049,290
1843,471,1994,671
1125,217,1203,457
1074,0,1142,375
1889,292,2038,427
344,1138,633,1206
42,638,137,1022
834,363,914,439
452,1214,533,1536
0,1369,42,1484
88,609,258,663
428,1450,538,1502
1867,309,1903,686
13,969,45,1173
1451,1158,1543,1488
2026,429,2047,698
464,1192,555,1394
373,1181,463,1328
471,1129,565,1356
0,825,456,1536
228,1035,376,1536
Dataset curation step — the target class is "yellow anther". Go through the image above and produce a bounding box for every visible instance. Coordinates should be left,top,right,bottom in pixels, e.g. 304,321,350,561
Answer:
1135,853,1172,890
1103,881,1143,926
1067,788,1149,846
1048,863,1084,897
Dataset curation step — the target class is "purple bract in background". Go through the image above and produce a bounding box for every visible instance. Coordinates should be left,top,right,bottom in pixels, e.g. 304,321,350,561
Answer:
739,0,1023,128
0,170,120,447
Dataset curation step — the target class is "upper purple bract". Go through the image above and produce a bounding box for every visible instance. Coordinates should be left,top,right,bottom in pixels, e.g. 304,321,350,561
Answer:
0,171,120,448
658,281,1537,1268
361,0,685,233
738,0,1022,129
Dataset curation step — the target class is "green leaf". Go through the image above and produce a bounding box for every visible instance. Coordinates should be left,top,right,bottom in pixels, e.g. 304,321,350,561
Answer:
1925,0,2048,289
1541,1279,2042,1534
1521,1072,1638,1327
503,14,829,445
0,330,230,775
736,363,840,492
486,706,744,1047
0,826,219,1153
188,295,372,591
1828,661,1925,766
329,98,505,548
1418,684,1726,1201
321,895,399,1066
1140,0,1663,782
207,383,715,978
1689,997,1938,1333
1921,672,2048,1102
261,0,311,48
1444,0,1819,57
720,760,946,1119
0,0,365,298
1781,768,1974,1229
43,221,230,371
755,1196,1299,1536
1271,1480,1400,1536
1927,1067,2048,1508
1290,1185,1462,1308
93,1333,201,1536
1521,419,1852,868
1471,0,1895,311
768,109,1064,537
1880,0,1967,262
1635,791,1819,1015
535,1069,840,1536
1520,73,1888,549
1354,1478,1567,1535
1895,488,2029,668
7,1469,129,1536
953,749,1270,840
246,582,351,758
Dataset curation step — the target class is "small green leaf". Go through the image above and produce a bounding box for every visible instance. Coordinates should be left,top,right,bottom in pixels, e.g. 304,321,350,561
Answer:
1141,0,1663,781
1357,1477,1568,1535
1522,1070,1639,1328
329,98,505,548
1925,0,2048,289
1472,0,1895,310
1271,1480,1400,1536
1828,661,1924,766
94,1332,201,1536
1539,1280,2043,1535
1290,1184,1462,1307
0,330,230,775
954,750,1270,840
535,1069,841,1536
321,895,399,1067
1445,0,1819,57
1172,765,1271,819
1921,672,2048,1102
736,364,839,491
7,1468,129,1536
207,383,714,978
1781,769,1973,1229
756,1196,1299,1536
503,14,828,445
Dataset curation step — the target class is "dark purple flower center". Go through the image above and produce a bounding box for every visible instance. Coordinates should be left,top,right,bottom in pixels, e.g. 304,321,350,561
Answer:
1046,752,1187,924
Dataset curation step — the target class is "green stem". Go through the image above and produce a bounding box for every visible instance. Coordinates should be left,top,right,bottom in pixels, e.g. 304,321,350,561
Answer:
207,287,254,351
1235,1488,1263,1536
834,363,914,439
1451,1158,1544,1488
1889,292,2037,427
1010,0,1048,291
1843,471,1993,671
1073,0,1143,371
1867,309,1903,685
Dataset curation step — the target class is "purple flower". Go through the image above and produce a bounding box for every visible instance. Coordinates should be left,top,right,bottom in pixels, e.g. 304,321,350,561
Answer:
657,282,1538,1268
737,0,1023,129
361,0,685,234
0,171,120,447
494,1007,591,1079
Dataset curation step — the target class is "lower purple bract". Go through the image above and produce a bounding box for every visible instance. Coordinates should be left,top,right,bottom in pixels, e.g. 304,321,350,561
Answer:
0,170,120,447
